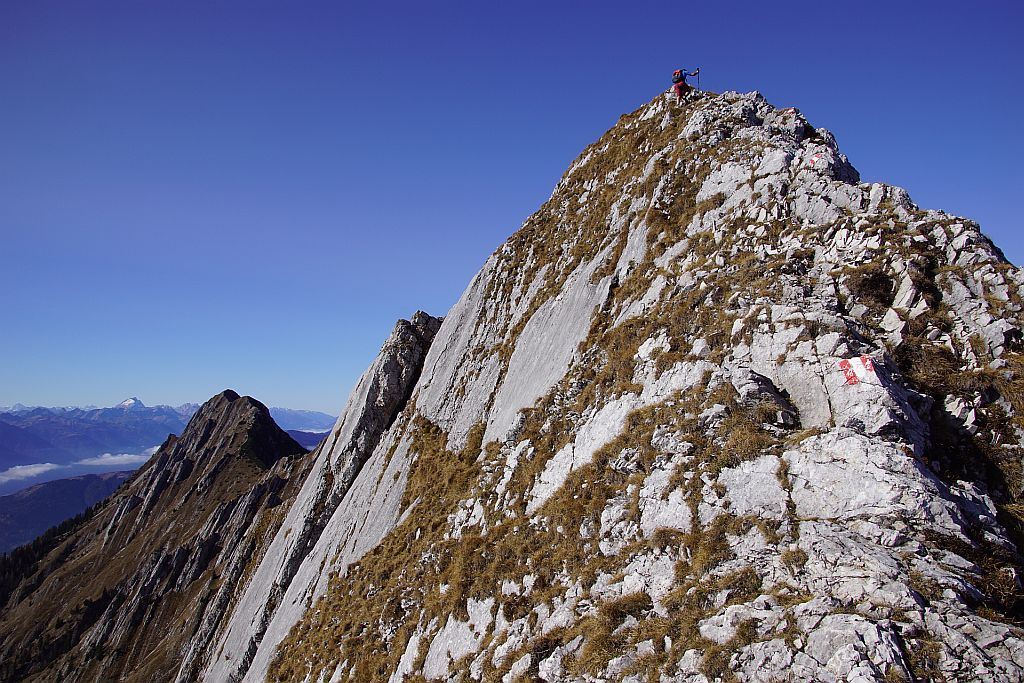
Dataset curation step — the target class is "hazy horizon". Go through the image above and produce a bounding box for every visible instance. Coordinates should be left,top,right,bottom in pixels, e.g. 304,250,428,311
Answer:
0,395,336,414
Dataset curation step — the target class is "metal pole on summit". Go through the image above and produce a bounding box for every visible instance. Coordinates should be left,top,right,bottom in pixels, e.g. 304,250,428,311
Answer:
696,68,701,92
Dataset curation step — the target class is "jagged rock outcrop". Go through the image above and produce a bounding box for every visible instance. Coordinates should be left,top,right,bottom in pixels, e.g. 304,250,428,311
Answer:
8,88,1024,683
200,90,1023,683
0,391,308,682
192,312,441,683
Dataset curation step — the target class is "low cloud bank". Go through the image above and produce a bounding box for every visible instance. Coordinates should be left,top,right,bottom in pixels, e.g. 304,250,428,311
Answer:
0,447,158,486
0,463,62,484
74,447,158,467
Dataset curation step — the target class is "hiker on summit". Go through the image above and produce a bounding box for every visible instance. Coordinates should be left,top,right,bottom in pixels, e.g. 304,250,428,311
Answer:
672,68,699,100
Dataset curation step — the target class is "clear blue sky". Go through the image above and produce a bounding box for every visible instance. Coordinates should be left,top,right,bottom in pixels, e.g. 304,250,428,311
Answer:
1,1,1021,414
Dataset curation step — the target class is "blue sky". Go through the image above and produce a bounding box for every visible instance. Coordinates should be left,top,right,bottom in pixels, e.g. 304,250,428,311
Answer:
1,1,1021,414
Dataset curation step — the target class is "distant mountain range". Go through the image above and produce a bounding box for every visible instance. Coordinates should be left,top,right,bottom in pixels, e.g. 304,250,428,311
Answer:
0,398,190,463
0,398,334,494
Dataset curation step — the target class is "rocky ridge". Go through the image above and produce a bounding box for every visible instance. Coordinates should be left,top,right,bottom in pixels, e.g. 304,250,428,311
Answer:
4,87,1023,683
0,390,308,682
184,313,442,682
195,90,1024,683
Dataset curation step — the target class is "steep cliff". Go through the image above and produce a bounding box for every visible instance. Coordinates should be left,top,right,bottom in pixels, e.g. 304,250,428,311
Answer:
186,313,442,682
8,87,1023,683
0,391,308,682
197,90,1024,683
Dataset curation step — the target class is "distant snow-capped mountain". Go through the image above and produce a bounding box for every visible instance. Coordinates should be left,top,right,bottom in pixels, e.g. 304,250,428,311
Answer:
116,397,145,409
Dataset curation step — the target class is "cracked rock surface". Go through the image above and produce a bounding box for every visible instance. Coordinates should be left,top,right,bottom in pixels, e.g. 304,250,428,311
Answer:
6,87,1024,683
252,89,1024,683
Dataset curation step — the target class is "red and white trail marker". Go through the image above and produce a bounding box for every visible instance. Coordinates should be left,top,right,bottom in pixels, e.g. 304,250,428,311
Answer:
839,356,875,385
839,359,858,385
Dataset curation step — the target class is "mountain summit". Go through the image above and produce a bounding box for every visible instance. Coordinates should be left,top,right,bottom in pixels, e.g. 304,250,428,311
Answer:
211,90,1023,683
0,390,307,682
116,397,145,410
4,90,1024,682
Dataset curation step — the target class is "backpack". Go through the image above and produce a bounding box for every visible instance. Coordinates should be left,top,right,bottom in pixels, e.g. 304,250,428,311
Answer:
672,70,684,84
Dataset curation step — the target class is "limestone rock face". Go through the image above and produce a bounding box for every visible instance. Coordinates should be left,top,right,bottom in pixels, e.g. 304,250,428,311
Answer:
219,90,1022,683
243,89,1019,683
8,88,1024,683
197,312,442,683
